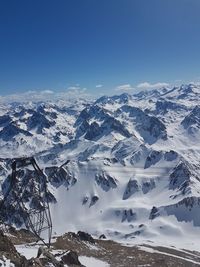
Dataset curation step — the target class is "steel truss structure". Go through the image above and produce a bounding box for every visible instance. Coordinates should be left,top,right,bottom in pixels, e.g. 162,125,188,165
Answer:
0,157,52,247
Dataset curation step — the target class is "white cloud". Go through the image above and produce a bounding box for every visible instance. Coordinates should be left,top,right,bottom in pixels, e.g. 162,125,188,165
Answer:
40,90,54,94
115,84,134,91
96,84,103,88
0,90,55,103
0,87,92,104
67,85,81,90
137,82,169,90
66,85,88,96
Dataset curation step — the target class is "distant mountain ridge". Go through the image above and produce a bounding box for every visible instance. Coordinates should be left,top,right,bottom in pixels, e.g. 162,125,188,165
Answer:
0,83,200,249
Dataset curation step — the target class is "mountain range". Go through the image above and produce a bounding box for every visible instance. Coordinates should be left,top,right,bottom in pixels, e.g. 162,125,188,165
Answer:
0,83,200,251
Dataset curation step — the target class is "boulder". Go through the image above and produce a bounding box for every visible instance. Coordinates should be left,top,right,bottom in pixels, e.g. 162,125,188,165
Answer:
61,250,83,266
77,231,95,244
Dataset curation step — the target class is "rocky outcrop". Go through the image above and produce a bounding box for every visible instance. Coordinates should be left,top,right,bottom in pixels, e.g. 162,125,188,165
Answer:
155,100,187,115
75,105,132,140
149,206,160,220
0,123,32,141
169,162,192,194
77,231,95,244
0,230,27,267
123,179,139,200
164,150,178,161
117,105,167,144
27,111,56,134
121,209,136,222
45,166,77,189
164,197,200,226
95,172,117,192
35,247,64,267
82,194,99,207
61,250,83,266
142,180,156,194
144,150,163,169
95,93,131,105
90,195,99,207
181,105,200,133
0,114,11,126
77,116,131,141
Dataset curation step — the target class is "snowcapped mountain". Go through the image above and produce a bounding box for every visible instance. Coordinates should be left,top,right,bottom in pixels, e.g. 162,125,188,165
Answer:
0,100,89,157
0,83,200,250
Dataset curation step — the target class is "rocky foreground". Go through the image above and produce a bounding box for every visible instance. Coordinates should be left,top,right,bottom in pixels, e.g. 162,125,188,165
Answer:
0,227,200,267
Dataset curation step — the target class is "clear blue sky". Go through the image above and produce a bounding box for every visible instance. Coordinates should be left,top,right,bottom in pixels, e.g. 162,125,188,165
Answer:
0,0,200,95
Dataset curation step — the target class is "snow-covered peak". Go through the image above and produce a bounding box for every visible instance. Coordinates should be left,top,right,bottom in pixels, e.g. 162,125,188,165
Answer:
95,93,132,105
0,83,200,250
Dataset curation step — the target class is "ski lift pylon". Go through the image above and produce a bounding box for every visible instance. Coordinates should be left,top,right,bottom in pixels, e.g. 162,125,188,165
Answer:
0,157,52,247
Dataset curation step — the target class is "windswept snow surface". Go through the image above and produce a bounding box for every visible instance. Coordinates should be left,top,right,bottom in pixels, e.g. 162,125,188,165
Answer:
15,244,39,259
0,84,200,251
138,246,200,266
79,256,110,267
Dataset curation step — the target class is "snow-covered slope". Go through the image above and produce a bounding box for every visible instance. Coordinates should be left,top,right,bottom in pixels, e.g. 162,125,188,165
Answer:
0,83,200,250
0,100,89,157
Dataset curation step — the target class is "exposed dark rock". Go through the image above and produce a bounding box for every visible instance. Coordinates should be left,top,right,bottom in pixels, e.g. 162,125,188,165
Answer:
142,180,156,194
90,195,99,207
77,231,95,244
169,162,192,194
164,197,200,226
155,100,187,115
85,121,100,140
175,196,200,209
99,234,106,239
61,250,85,266
0,230,17,254
101,117,131,138
25,258,44,267
133,230,141,236
95,93,131,105
164,150,178,161
0,123,32,141
27,111,55,133
76,120,90,139
130,149,144,165
0,115,11,126
82,196,89,205
45,166,76,190
35,247,64,267
123,179,139,200
75,105,132,140
181,105,200,132
149,206,159,220
112,137,141,161
121,209,137,222
117,105,167,144
0,230,27,267
144,150,163,169
139,224,144,228
95,173,117,192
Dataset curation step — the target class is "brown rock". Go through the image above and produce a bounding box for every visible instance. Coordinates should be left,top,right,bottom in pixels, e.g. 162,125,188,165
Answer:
61,250,82,266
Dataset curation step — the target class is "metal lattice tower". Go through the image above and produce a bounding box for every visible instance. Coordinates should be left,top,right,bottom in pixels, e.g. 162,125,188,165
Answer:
0,157,52,247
